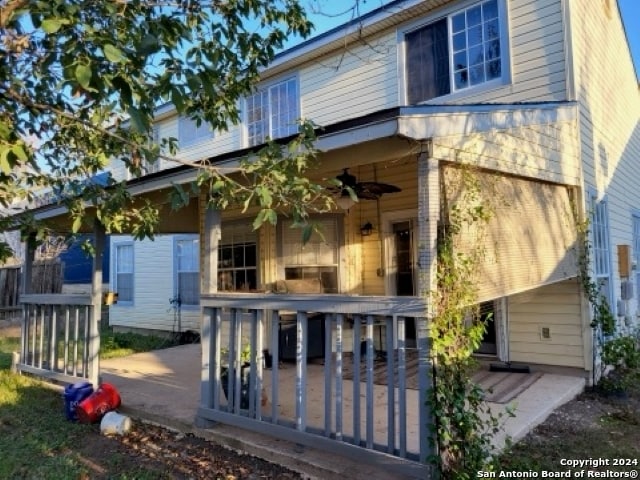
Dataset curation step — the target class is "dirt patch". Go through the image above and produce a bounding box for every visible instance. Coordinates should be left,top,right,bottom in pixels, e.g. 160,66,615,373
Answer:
499,385,640,472
0,320,21,339
69,421,302,479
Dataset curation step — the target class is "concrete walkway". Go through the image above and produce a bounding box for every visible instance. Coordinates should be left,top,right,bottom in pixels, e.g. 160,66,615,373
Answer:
100,344,585,480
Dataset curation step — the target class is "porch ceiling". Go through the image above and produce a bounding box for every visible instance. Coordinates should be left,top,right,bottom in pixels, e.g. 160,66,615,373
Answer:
23,185,199,235
15,101,579,235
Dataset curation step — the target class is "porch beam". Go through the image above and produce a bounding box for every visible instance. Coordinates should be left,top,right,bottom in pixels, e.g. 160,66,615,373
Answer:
200,293,427,317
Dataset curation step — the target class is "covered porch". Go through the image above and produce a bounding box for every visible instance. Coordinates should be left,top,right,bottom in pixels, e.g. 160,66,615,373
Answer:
11,102,585,476
97,341,586,480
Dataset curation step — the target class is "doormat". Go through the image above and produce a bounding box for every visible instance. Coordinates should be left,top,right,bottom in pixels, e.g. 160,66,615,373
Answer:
338,350,543,404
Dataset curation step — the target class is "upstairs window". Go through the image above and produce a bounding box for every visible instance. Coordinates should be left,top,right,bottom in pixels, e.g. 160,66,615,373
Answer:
179,116,212,147
405,0,503,103
246,77,299,147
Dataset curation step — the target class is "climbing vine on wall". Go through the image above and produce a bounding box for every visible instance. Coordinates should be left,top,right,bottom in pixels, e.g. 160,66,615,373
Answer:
428,164,509,479
570,195,640,391
571,201,616,338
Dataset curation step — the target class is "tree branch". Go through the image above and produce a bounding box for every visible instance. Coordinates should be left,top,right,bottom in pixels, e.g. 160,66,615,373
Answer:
0,0,28,29
2,88,239,174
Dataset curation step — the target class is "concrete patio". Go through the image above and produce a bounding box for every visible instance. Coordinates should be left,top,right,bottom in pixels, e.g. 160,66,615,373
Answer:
100,344,586,480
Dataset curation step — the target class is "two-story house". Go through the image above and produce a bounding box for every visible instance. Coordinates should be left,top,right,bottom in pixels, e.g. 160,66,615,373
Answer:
17,0,639,472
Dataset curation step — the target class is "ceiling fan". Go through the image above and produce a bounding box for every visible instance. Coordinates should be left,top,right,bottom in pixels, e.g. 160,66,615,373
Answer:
333,168,402,201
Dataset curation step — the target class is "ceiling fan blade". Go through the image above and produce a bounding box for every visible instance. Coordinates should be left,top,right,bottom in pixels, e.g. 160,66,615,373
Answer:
356,181,402,199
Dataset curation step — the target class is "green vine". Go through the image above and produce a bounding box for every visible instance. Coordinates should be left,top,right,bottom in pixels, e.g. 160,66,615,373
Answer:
429,165,509,479
573,210,616,337
571,195,639,392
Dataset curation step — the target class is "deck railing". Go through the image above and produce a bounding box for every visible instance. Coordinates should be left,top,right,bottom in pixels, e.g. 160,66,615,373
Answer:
18,294,99,386
197,293,432,478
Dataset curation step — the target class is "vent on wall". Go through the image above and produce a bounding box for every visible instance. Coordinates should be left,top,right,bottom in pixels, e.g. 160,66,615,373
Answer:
540,326,552,341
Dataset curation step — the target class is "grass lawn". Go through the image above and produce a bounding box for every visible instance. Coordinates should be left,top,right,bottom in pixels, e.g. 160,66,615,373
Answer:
1,322,639,479
0,326,181,479
0,324,301,479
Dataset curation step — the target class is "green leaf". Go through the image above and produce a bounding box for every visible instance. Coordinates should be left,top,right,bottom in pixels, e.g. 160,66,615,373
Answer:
0,120,12,139
252,210,266,231
171,87,184,112
72,216,82,233
127,107,146,133
257,186,272,207
75,64,92,90
11,144,28,162
0,148,12,175
302,224,313,245
139,34,159,55
103,44,126,63
42,18,63,34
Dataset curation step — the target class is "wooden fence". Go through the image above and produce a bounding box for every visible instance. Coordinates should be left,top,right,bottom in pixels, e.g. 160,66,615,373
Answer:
0,262,64,322
0,266,20,321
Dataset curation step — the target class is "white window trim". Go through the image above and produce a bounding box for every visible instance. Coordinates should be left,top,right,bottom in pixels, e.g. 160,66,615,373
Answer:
632,210,640,311
243,74,300,148
217,220,259,292
381,209,418,296
587,189,614,312
173,234,200,309
112,241,134,306
178,116,213,148
397,0,512,105
276,214,344,293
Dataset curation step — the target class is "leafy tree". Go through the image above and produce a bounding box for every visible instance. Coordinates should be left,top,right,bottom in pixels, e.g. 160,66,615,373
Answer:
0,0,333,260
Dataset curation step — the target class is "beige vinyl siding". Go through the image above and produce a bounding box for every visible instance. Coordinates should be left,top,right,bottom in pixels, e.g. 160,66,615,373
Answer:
508,279,585,368
104,0,571,179
297,0,569,118
569,0,640,324
432,119,580,185
420,0,567,104
107,112,241,182
347,161,418,295
443,166,578,302
299,30,398,126
109,235,200,332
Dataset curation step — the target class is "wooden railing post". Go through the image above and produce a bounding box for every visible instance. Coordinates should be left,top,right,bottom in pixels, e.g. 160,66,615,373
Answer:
197,206,221,428
88,220,105,386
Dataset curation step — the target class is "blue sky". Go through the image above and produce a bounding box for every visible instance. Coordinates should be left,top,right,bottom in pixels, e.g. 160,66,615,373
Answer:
301,0,640,81
619,0,640,80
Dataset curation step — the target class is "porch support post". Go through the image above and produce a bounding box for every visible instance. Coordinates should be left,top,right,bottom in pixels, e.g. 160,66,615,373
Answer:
21,233,36,295
416,143,437,466
198,206,221,427
88,220,105,386
20,233,36,366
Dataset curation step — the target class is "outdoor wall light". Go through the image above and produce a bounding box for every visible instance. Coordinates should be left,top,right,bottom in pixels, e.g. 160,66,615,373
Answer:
360,221,374,236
